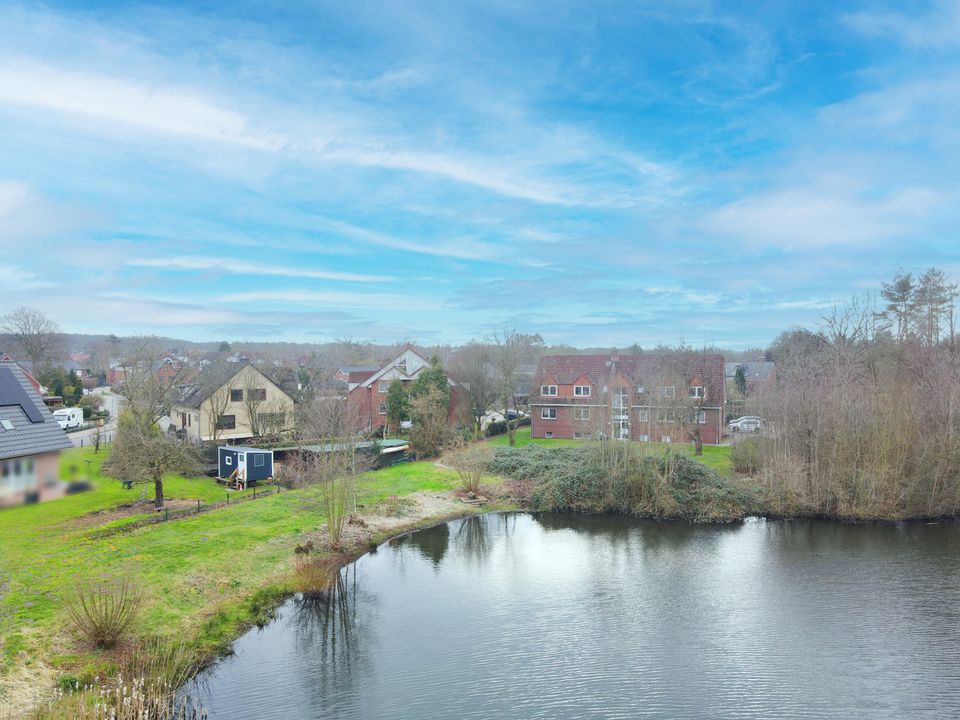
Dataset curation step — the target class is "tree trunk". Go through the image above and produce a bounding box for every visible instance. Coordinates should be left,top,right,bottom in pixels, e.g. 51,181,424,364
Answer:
154,477,164,510
506,395,516,446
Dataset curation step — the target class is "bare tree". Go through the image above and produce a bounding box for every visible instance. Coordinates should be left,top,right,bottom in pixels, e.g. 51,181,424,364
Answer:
489,328,543,446
451,342,498,439
1,306,60,368
104,424,198,509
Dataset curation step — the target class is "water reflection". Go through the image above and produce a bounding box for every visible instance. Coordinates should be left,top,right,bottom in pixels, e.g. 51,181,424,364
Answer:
194,514,960,720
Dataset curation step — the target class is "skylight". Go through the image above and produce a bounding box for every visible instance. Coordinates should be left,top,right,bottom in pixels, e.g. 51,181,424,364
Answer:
0,419,14,430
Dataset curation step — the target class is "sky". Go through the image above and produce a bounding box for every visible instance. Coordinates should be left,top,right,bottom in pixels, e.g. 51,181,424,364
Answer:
1,0,959,349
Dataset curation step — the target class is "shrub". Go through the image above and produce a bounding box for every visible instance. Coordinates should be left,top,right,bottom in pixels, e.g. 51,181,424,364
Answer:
730,439,764,475
445,443,492,493
293,554,345,598
491,443,752,522
67,575,145,649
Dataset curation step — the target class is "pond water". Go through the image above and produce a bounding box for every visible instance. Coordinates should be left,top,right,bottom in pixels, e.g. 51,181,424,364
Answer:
190,513,960,719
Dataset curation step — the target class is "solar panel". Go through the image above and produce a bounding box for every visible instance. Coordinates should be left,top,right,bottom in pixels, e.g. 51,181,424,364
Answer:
0,367,45,423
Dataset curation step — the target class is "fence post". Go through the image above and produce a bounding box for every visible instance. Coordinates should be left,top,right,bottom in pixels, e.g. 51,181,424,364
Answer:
197,499,201,512
165,508,169,522
253,488,257,500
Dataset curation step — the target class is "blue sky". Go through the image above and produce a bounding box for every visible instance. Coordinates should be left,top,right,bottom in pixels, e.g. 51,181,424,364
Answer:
1,0,958,348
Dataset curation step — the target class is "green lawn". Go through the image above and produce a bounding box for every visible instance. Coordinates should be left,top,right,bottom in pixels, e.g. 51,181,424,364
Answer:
486,427,731,475
0,446,467,690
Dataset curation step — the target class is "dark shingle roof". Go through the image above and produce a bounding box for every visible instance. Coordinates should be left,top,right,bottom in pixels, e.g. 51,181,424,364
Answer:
0,362,73,461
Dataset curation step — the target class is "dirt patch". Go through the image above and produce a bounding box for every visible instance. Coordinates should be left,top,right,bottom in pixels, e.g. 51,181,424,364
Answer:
69,499,198,529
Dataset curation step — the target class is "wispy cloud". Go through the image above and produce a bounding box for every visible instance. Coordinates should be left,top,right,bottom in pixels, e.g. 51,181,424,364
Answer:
127,256,391,282
845,1,960,49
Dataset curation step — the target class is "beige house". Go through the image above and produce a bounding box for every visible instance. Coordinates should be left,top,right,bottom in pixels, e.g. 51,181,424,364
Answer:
172,363,295,443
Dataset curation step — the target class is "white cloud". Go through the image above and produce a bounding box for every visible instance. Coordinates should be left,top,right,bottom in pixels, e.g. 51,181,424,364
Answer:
0,60,279,150
217,289,430,310
845,1,960,49
701,180,946,249
127,256,391,282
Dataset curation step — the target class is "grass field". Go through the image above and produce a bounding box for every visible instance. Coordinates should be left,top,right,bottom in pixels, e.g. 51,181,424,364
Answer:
0,447,472,705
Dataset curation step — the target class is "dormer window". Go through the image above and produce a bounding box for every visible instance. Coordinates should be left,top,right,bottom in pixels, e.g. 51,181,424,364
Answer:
690,385,704,399
541,385,558,396
662,386,676,399
574,385,591,397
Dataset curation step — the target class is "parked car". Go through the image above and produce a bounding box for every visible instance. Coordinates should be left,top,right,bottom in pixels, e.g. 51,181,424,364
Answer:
53,407,83,430
728,416,764,433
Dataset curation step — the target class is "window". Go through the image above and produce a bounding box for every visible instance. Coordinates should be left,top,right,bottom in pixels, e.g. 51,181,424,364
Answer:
574,385,591,397
248,388,267,402
697,410,707,424
612,387,629,410
574,407,591,421
638,434,650,442
657,409,675,423
690,385,704,399
217,414,236,430
545,432,554,439
573,432,583,439
637,409,649,422
0,419,12,430
661,435,672,443
540,385,557,396
662,386,675,399
378,381,389,393
378,402,387,415
541,407,557,420
230,389,243,402
636,385,645,395
224,456,233,466
254,454,265,467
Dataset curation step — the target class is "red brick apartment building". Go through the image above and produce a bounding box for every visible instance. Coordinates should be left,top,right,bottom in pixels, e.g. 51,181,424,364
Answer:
530,353,726,444
348,347,463,432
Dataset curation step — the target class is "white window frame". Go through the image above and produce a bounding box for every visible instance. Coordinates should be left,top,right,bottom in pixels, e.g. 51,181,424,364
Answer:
574,407,591,421
690,385,704,399
697,410,707,424
540,385,558,396
545,431,554,439
638,409,649,422
636,385,645,395
662,385,676,399
574,385,591,397
378,402,387,415
378,381,389,393
541,407,557,420
657,408,676,423
254,454,266,467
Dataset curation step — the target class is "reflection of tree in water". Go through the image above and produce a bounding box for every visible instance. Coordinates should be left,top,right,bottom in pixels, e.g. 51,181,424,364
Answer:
292,563,369,704
402,522,450,567
454,515,493,563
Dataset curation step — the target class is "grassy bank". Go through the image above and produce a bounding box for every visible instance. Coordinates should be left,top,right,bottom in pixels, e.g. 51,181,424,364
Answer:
0,435,731,717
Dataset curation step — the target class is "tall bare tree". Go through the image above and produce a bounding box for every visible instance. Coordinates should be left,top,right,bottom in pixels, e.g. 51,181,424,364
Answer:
1,306,60,368
451,342,498,439
489,328,543,446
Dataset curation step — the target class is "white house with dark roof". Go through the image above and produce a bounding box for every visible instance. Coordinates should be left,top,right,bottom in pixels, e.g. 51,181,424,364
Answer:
0,361,73,506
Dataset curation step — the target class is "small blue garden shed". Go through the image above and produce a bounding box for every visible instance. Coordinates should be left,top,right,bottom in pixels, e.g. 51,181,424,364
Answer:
218,446,274,483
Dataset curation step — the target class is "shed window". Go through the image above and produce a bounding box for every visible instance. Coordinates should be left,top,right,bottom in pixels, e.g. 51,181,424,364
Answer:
254,455,266,467
224,456,233,466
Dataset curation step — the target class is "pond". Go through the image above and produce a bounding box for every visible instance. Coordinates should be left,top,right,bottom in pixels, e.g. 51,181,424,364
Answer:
190,513,960,719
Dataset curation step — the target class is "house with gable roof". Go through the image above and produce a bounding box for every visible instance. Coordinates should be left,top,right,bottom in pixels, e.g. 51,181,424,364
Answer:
347,347,463,432
0,360,73,506
530,352,726,444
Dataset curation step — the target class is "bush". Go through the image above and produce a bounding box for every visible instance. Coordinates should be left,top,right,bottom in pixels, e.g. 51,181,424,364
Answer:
444,443,492,493
293,554,345,598
730,439,764,475
490,443,752,522
67,575,145,649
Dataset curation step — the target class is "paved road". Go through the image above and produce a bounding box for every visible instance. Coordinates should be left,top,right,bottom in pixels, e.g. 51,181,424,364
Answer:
69,387,121,448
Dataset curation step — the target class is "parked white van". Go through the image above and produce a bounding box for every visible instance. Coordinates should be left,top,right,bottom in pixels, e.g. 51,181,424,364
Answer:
53,407,83,430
